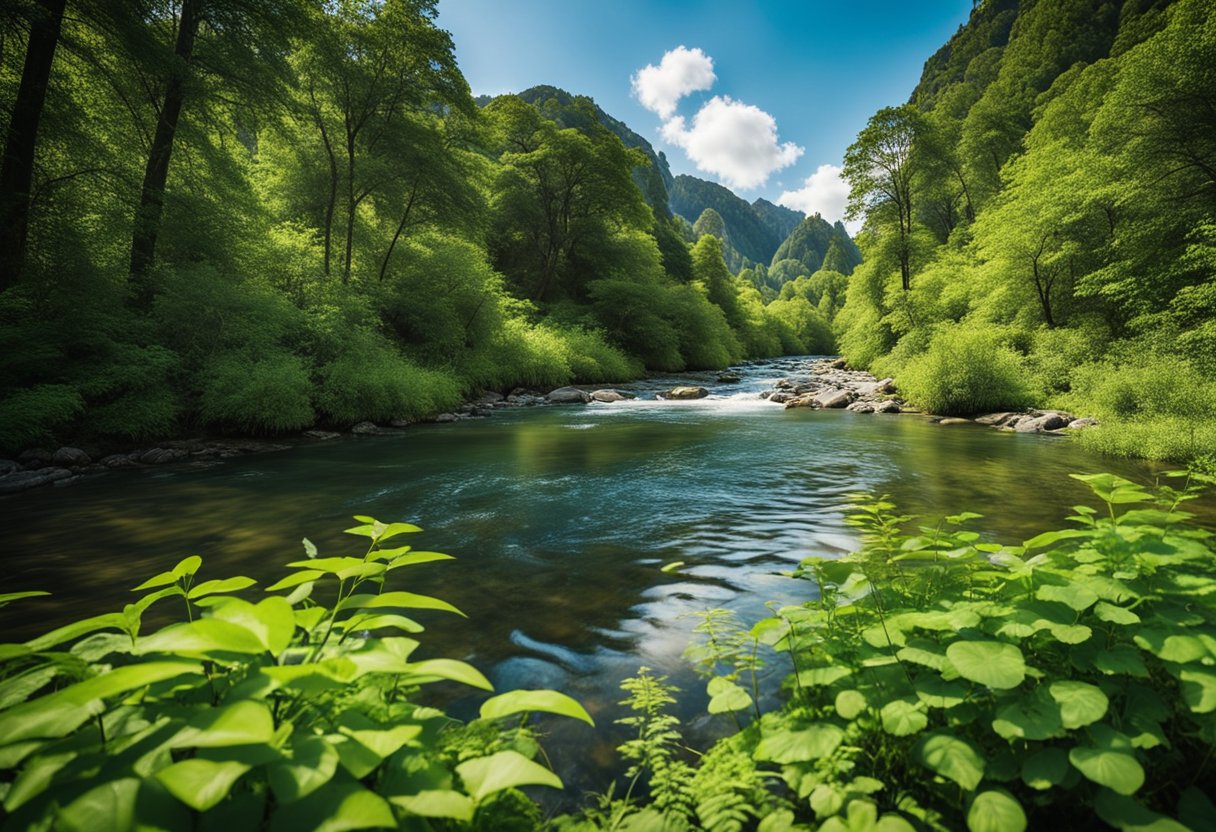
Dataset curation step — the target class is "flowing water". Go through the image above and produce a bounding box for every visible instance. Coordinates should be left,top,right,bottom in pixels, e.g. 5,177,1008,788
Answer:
0,356,1195,797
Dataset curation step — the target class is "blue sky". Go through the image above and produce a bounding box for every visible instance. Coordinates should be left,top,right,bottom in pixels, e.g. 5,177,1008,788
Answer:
436,1,974,224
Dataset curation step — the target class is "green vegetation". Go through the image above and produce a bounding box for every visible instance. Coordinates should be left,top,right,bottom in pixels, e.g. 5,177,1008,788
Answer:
5,472,1214,830
0,1,824,456
0,517,595,830
834,0,1216,461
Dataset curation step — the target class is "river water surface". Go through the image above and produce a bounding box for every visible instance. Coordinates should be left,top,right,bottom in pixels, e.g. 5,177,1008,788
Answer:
0,357,1191,797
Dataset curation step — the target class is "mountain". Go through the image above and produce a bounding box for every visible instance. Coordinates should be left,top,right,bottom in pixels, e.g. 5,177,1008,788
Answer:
509,85,675,216
669,175,793,270
771,215,862,277
751,198,804,244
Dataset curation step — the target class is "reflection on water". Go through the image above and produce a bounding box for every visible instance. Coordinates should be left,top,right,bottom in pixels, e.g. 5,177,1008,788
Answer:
0,357,1201,795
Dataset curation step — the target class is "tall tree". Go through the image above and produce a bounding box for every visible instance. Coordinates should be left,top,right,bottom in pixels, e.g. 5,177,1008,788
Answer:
844,105,924,291
0,0,66,292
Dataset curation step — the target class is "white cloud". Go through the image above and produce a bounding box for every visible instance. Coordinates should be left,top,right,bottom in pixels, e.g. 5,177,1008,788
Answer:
631,46,716,120
660,96,803,190
777,164,859,233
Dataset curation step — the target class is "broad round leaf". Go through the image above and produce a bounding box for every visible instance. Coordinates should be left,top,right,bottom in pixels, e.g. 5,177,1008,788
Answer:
967,790,1027,832
706,677,754,715
754,724,845,763
915,734,985,791
172,700,275,748
946,641,1025,689
1069,747,1145,795
881,699,928,736
391,790,475,822
1050,681,1109,729
156,759,250,811
1020,748,1070,790
835,689,867,720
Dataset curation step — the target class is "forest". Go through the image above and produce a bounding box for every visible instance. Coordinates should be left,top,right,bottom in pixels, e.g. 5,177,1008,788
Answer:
0,0,837,457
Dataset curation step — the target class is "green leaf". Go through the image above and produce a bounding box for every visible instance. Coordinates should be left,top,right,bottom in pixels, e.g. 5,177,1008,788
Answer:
156,759,250,811
387,551,455,568
390,790,475,822
1134,631,1209,663
172,700,276,748
209,597,296,654
1094,602,1140,625
1021,748,1070,790
707,677,754,714
1095,790,1193,832
403,659,492,690
269,782,396,832
480,689,595,725
456,750,562,801
946,641,1025,689
914,677,969,709
265,570,324,592
57,778,140,832
1093,645,1150,677
881,699,928,736
1050,681,1109,729
811,784,845,818
754,724,845,763
0,590,50,606
24,612,130,651
187,576,256,599
302,538,318,558
135,619,267,657
915,734,985,791
267,734,339,804
967,790,1026,832
796,666,853,686
835,689,867,720
1036,582,1099,611
1069,746,1145,795
342,613,424,635
660,561,685,573
992,689,1063,741
1180,670,1216,713
357,591,466,617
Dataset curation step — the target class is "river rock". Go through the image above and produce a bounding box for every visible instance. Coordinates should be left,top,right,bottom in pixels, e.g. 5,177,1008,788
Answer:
591,390,627,402
813,388,851,409
858,378,895,396
0,467,73,493
100,453,137,468
52,447,91,467
975,412,1021,427
0,459,18,476
936,417,973,426
775,379,795,390
1068,417,1099,429
547,386,591,404
434,412,459,423
18,448,52,467
874,400,901,414
1015,414,1067,432
138,447,188,464
350,421,383,435
476,391,505,405
768,391,796,404
717,372,742,384
829,357,848,369
663,386,709,400
848,401,876,413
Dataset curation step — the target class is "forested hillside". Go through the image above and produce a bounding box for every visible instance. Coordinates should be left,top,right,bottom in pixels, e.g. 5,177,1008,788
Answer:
0,0,832,455
836,0,1216,461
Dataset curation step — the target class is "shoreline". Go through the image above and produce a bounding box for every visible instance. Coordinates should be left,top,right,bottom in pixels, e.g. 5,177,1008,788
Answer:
0,356,1099,496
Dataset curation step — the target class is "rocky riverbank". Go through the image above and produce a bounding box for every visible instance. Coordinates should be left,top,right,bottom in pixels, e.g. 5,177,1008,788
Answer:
0,357,1100,495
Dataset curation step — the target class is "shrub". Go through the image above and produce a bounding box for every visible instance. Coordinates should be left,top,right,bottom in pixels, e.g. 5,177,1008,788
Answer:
315,331,462,424
552,325,643,383
666,284,740,369
898,325,1034,414
200,350,314,433
0,385,84,453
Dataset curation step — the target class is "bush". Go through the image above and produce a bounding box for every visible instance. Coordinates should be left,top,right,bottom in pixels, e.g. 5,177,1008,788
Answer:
200,350,314,433
0,384,84,453
1026,322,1109,397
552,325,643,383
898,325,1034,414
666,284,740,369
315,331,462,424
77,343,182,441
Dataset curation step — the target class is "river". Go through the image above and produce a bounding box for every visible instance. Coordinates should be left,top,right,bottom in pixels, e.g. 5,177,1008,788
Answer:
0,356,1190,797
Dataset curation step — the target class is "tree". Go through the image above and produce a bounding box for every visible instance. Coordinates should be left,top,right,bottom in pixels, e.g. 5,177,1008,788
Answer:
844,105,924,291
0,0,66,291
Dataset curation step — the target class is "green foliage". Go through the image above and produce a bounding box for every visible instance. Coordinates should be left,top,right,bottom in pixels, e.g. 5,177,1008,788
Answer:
0,517,589,830
897,325,1033,415
0,385,84,454
315,332,462,425
200,351,315,433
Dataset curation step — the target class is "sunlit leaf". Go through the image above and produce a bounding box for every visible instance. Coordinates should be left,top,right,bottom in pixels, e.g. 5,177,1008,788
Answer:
915,734,984,791
390,790,475,822
1069,746,1144,795
967,790,1026,832
479,689,594,725
946,641,1025,689
754,725,845,763
187,576,256,599
156,759,250,811
456,750,562,801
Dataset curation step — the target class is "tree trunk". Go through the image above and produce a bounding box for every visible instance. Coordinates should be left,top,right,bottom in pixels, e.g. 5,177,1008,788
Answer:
378,180,419,282
0,0,66,292
307,84,337,276
129,0,199,305
343,132,356,283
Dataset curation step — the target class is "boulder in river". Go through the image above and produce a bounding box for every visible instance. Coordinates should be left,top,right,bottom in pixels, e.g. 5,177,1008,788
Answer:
434,412,460,423
936,417,973,426
138,447,188,464
52,447,91,467
813,388,851,409
874,400,901,414
717,372,742,384
662,386,709,400
847,401,876,413
547,386,591,404
0,467,73,493
591,390,627,402
0,459,18,476
1015,413,1070,433
1068,417,1099,429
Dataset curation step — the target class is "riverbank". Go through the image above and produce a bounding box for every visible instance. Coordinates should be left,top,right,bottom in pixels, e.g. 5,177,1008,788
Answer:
0,356,1108,495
